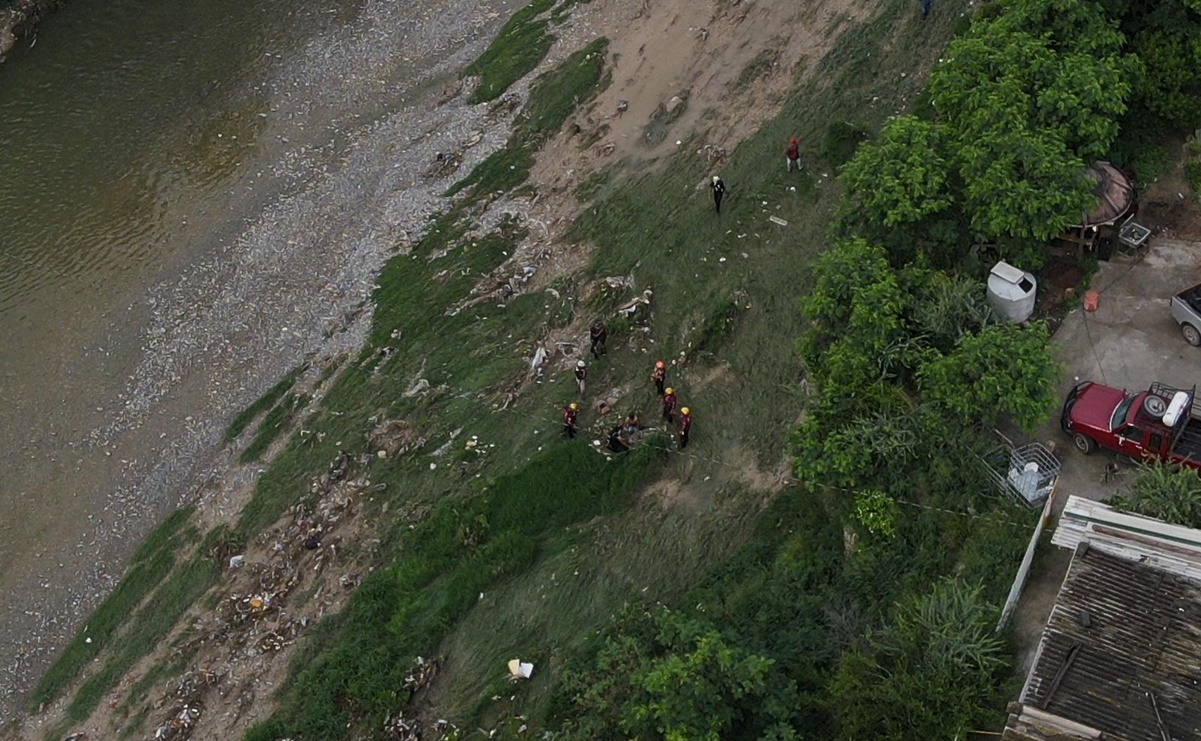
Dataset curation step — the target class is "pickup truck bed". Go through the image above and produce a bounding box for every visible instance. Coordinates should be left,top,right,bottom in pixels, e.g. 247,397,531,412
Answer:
1176,420,1201,460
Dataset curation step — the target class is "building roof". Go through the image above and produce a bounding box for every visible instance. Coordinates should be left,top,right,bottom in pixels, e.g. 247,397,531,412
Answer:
1006,497,1201,741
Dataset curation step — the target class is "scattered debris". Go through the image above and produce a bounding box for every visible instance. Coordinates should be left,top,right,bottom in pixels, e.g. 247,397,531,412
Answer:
403,378,431,398
403,655,440,693
768,215,788,226
228,555,245,569
617,289,654,316
507,659,534,680
529,345,549,375
367,419,426,458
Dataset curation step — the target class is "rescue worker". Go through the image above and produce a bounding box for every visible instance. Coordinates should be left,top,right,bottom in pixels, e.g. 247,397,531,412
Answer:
710,175,726,214
574,359,587,397
662,387,678,424
651,360,667,396
563,402,579,439
678,406,693,449
786,136,802,172
590,320,608,359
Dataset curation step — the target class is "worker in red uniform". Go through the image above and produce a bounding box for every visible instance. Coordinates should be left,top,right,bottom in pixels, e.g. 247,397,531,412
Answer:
563,402,579,439
662,387,678,424
786,136,802,172
678,406,693,449
651,360,667,396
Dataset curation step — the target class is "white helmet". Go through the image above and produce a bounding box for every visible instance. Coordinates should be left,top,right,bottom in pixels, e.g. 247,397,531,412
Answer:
576,360,586,369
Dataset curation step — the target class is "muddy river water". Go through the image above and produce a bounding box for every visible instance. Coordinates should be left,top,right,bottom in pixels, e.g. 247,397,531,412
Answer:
0,0,518,723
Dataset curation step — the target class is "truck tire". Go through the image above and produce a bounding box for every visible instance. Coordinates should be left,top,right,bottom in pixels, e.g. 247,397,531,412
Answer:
1073,433,1097,455
1183,323,1201,347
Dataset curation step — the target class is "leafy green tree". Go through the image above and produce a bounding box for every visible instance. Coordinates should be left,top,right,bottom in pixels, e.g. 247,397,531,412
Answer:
831,580,1007,741
929,16,1136,239
1113,460,1201,527
1130,24,1201,129
919,321,1060,432
629,622,779,741
554,608,800,740
840,116,954,228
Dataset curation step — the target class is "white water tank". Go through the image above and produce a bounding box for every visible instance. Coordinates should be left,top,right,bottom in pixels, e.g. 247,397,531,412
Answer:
987,261,1037,323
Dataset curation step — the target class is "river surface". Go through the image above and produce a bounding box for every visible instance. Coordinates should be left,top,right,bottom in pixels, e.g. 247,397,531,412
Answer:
0,0,519,725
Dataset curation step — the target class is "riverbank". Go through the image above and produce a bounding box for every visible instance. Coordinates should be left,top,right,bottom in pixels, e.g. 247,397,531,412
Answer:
0,0,522,728
7,0,966,736
0,0,60,61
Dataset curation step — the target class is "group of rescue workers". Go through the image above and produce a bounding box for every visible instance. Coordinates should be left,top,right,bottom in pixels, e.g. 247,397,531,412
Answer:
560,320,694,453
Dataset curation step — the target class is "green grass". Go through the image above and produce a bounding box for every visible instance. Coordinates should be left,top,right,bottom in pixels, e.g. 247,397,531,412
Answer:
449,38,610,199
224,364,306,442
464,0,592,103
58,547,219,728
246,442,666,740
29,507,195,712
238,390,310,463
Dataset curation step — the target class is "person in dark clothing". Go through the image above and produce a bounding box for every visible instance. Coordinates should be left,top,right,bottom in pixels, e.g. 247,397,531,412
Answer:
786,136,802,172
563,402,579,439
574,359,587,397
710,175,726,214
662,387,678,425
678,406,693,449
607,425,630,453
589,320,608,359
651,360,667,396
921,0,932,17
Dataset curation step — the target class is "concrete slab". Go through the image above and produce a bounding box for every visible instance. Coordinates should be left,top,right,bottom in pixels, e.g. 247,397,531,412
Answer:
1011,237,1201,674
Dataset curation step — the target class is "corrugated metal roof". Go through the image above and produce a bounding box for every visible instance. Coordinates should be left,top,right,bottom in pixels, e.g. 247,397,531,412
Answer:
1018,545,1201,741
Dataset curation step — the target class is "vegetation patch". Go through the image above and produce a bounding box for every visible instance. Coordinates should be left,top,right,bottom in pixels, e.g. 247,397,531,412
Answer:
450,38,610,199
246,441,666,740
238,391,310,464
463,0,592,104
29,507,196,712
59,534,219,727
224,364,306,442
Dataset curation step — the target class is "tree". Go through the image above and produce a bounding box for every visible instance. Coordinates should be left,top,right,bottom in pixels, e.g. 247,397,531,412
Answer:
1112,460,1201,527
918,321,1060,432
831,580,1007,741
840,116,954,228
929,17,1137,239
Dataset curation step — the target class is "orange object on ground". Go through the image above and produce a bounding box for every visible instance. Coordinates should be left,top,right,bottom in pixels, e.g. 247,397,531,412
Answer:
1083,290,1100,312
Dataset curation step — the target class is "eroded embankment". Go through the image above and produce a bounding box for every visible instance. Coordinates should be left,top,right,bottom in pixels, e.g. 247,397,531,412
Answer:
0,0,61,60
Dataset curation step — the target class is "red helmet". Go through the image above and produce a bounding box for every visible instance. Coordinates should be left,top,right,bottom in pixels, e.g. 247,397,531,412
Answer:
655,360,665,369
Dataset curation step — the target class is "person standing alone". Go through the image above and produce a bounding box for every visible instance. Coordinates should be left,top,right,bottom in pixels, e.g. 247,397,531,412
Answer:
786,136,801,172
590,320,608,359
574,360,587,397
710,176,726,214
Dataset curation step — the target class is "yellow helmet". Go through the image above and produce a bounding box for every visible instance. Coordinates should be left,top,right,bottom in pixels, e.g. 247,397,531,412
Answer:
681,407,690,415
664,387,674,395
569,402,579,411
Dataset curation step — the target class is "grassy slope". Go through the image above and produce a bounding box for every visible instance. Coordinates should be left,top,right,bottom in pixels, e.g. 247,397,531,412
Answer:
406,0,973,728
35,0,975,738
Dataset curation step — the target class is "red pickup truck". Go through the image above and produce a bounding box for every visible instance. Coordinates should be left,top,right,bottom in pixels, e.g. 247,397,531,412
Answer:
1061,381,1201,467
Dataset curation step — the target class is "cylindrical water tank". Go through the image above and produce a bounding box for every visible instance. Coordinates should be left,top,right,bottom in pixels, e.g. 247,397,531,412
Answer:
987,261,1037,322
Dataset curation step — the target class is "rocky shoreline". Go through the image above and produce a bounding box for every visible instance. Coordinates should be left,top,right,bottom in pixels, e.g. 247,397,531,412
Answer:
0,0,61,61
0,0,525,729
